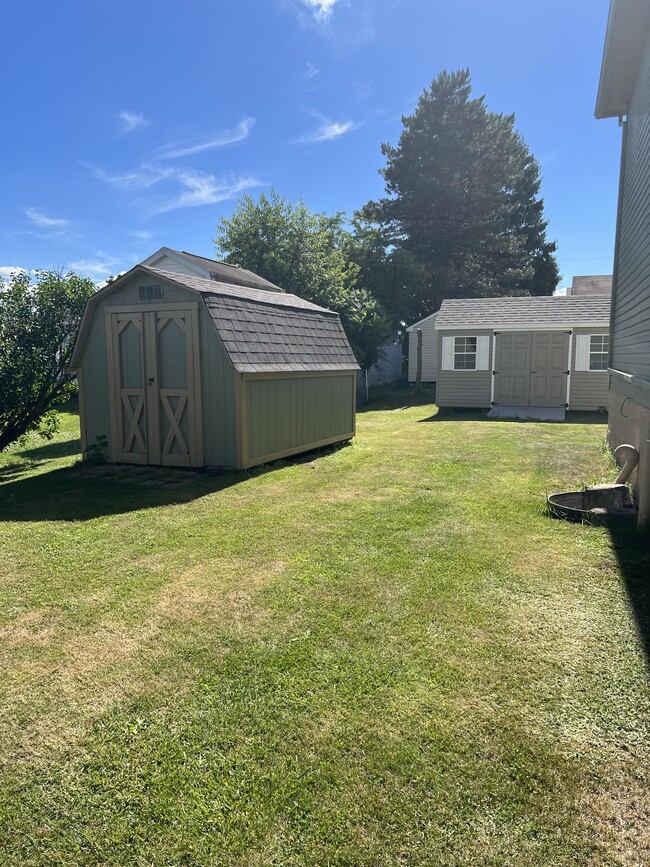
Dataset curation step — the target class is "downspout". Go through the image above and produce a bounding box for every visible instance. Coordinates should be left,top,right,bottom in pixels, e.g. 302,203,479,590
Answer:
608,114,628,373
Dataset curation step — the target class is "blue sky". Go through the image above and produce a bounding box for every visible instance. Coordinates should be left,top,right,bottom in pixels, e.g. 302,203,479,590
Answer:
1,0,620,289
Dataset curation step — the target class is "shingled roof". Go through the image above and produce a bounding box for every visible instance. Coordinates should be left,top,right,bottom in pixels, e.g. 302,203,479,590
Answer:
436,295,611,329
148,268,359,374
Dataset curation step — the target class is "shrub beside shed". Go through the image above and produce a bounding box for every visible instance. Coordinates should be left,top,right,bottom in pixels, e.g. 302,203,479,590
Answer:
70,265,359,469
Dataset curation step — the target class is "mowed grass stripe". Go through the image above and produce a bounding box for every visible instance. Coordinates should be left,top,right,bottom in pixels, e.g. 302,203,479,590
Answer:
0,393,648,865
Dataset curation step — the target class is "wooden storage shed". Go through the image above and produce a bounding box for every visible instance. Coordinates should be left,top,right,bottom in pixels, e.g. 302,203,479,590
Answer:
434,296,611,416
70,263,359,469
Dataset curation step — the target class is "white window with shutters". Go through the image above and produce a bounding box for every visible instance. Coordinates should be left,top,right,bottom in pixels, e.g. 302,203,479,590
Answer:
574,334,609,371
441,335,490,371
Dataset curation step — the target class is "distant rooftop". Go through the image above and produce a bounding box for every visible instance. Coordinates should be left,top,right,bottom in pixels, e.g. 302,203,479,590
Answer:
140,246,285,294
567,275,612,296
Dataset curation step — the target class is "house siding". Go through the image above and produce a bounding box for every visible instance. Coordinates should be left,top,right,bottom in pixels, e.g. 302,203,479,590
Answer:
435,328,493,408
610,35,650,384
407,315,438,382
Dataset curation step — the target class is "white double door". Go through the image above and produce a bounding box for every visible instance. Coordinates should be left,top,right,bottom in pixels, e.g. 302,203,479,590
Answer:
106,305,202,466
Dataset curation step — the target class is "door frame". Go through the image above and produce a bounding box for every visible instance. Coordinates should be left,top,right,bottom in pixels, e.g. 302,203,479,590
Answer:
105,303,203,466
490,329,573,409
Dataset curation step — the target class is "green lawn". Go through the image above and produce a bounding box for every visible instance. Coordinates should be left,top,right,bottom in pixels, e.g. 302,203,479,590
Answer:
1,391,649,866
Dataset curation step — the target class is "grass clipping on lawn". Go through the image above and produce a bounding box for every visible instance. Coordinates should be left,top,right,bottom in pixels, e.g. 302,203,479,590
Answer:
0,396,649,866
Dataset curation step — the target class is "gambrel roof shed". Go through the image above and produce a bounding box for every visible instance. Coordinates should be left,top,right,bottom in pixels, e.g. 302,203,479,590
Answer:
70,263,359,470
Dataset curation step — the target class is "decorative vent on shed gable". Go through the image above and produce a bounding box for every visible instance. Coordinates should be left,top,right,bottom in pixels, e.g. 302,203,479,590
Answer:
138,284,163,302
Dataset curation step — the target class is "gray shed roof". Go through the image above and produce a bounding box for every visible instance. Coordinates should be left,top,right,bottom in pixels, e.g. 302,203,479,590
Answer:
148,268,359,374
435,295,611,329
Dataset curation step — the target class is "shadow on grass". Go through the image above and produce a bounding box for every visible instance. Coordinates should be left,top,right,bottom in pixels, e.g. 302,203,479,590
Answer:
0,441,350,523
358,382,437,414
0,464,250,522
20,437,82,460
608,521,650,666
418,409,608,424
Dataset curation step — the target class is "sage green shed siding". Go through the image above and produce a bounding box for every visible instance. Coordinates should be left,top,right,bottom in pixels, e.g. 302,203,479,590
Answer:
568,327,610,411
75,267,358,469
78,305,111,451
435,329,493,408
244,374,356,465
610,36,650,384
78,275,238,467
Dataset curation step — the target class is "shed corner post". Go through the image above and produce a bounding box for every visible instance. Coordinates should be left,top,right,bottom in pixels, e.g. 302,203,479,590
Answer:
234,372,248,469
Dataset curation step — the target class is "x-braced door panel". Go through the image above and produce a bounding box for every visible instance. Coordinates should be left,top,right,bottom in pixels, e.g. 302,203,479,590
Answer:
107,306,202,466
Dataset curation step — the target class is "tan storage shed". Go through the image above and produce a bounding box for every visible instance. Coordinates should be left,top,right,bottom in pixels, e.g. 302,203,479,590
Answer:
70,263,359,469
434,296,611,416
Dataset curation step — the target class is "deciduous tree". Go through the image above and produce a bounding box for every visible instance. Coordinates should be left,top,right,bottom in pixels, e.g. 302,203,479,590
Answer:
0,269,95,451
215,190,389,370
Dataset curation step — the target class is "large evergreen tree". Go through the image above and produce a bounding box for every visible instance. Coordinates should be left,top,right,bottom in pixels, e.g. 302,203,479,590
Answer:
362,69,559,323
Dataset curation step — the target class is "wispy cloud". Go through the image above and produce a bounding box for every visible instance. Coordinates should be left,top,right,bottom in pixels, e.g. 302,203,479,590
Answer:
301,0,339,23
119,111,149,134
92,163,174,191
92,161,262,215
294,112,358,144
130,230,155,240
355,79,374,100
24,207,71,228
23,207,81,241
68,253,121,280
150,170,261,215
156,118,255,159
305,62,320,79
284,0,375,51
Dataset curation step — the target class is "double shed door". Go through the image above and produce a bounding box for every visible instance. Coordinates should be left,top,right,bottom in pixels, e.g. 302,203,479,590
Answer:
106,305,202,466
494,331,569,407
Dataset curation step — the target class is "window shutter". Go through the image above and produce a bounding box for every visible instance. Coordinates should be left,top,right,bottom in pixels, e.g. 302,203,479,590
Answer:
441,336,455,370
476,336,490,371
575,334,590,371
